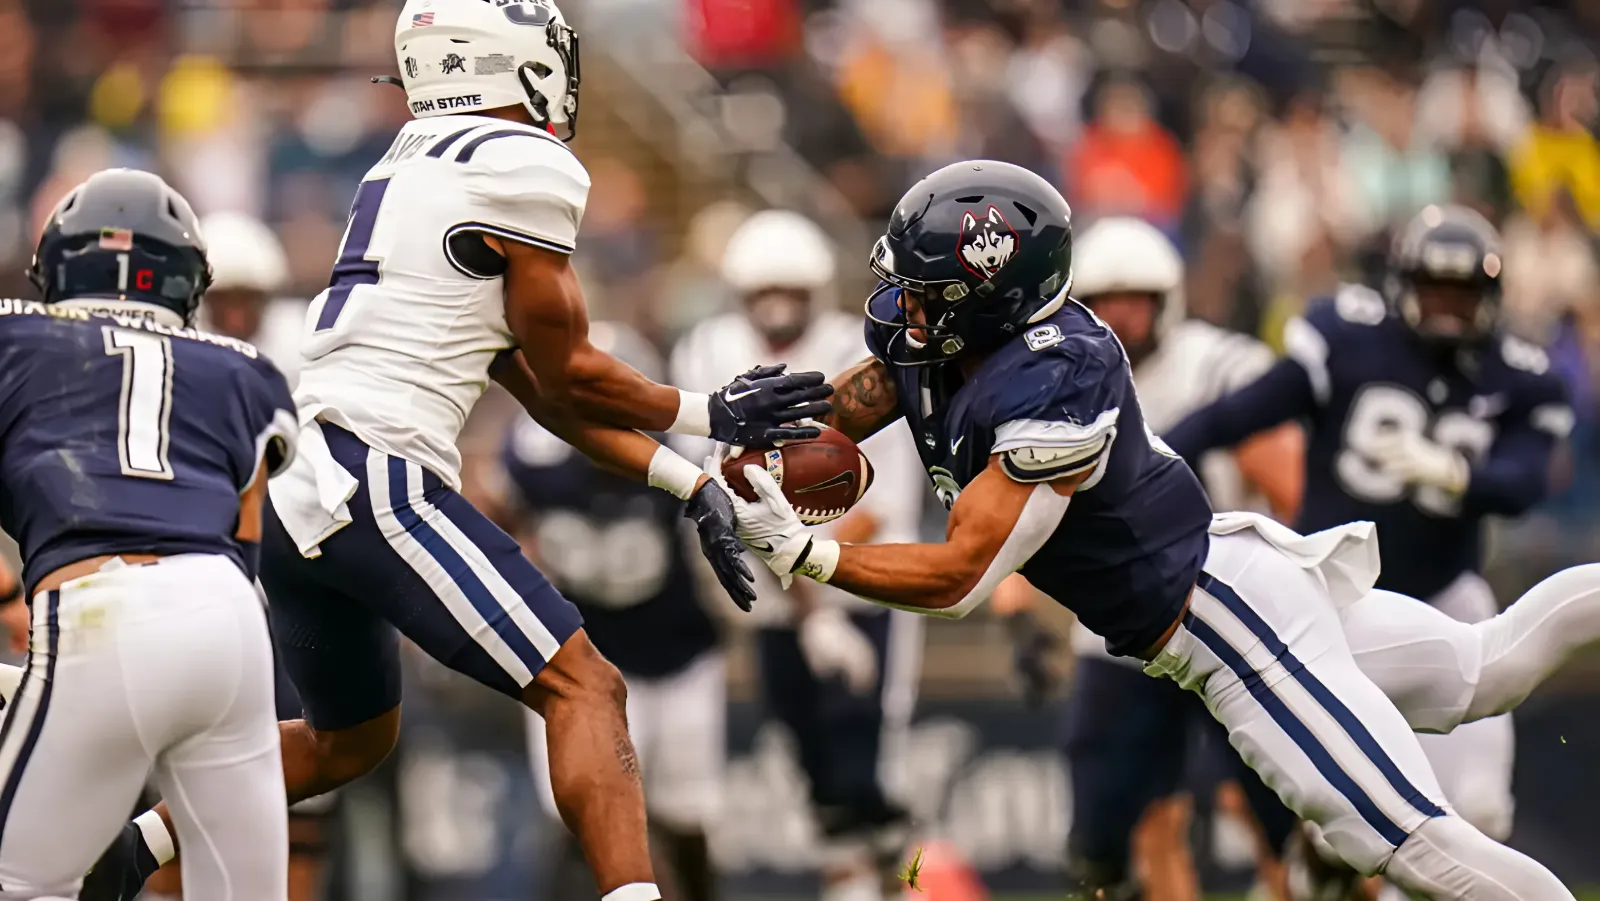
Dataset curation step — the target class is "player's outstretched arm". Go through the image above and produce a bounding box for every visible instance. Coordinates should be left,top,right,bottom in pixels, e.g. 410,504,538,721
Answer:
491,351,758,609
818,356,903,444
1163,357,1315,466
728,453,1085,616
499,239,831,446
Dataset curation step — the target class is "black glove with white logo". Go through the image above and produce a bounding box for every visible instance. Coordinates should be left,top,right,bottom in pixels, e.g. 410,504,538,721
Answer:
708,364,834,449
684,479,758,611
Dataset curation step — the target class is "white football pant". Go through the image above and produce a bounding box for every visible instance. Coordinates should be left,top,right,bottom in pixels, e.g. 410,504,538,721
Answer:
1146,529,1572,900
527,651,726,832
1406,573,1515,839
0,554,286,901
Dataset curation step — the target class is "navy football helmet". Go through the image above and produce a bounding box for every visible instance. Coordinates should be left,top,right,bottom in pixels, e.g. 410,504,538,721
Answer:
29,169,211,325
1385,204,1502,345
868,160,1073,365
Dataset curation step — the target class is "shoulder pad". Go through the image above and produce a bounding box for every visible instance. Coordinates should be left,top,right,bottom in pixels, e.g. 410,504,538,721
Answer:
993,411,1118,483
1333,283,1388,325
459,128,591,254
1498,334,1550,376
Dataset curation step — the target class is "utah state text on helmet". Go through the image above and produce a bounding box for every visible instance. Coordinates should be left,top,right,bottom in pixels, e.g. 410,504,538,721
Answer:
394,0,581,140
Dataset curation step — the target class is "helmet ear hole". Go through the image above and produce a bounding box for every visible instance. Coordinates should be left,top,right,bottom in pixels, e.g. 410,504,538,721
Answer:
530,62,553,78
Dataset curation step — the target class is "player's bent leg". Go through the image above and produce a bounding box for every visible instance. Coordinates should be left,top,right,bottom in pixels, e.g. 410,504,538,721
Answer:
151,575,287,901
528,651,726,901
1147,531,1571,899
0,592,157,899
1342,564,1600,733
1407,574,1516,843
1413,719,1514,841
522,628,655,895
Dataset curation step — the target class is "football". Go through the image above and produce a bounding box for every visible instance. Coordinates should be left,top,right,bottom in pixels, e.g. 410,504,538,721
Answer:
722,427,875,525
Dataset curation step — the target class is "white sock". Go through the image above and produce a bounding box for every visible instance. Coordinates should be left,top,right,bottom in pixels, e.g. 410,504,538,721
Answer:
1469,563,1600,721
600,884,661,901
135,809,177,866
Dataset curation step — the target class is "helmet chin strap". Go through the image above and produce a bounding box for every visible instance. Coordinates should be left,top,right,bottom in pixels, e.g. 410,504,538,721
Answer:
54,298,186,328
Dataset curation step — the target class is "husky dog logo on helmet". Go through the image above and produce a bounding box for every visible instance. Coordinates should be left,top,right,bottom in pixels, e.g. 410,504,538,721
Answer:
958,205,1019,278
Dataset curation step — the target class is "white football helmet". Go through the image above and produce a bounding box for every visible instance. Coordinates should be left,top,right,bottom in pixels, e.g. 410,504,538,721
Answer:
200,212,288,294
720,209,837,294
1072,216,1186,343
395,0,580,140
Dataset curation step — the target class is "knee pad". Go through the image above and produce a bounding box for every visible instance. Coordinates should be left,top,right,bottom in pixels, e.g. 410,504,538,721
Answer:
1384,816,1574,901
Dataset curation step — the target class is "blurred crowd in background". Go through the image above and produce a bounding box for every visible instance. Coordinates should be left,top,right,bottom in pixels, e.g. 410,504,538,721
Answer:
7,0,1600,895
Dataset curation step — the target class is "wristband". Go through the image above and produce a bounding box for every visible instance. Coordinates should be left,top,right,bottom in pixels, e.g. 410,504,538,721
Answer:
668,389,711,437
647,445,705,501
793,538,839,583
601,885,662,901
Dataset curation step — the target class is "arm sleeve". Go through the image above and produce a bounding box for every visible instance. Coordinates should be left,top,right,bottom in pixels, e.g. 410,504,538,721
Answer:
1163,357,1317,466
1461,377,1573,516
236,357,299,492
460,135,591,254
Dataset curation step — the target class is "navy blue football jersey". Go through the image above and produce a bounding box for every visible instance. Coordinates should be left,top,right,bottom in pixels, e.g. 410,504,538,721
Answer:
1165,284,1572,600
0,301,297,593
499,419,718,678
865,289,1212,656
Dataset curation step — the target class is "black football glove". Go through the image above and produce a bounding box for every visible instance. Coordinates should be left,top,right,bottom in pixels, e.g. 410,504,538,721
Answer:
79,822,161,901
1006,612,1058,709
708,364,834,449
684,479,758,611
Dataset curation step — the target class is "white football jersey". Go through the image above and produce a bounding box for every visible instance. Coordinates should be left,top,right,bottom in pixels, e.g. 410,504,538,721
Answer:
293,114,589,488
1071,319,1277,662
670,311,928,626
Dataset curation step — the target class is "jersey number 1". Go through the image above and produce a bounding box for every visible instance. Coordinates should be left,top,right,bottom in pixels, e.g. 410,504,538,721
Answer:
103,327,176,480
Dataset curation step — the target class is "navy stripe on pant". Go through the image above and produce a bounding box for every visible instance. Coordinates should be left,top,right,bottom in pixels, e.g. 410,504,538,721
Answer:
0,591,59,849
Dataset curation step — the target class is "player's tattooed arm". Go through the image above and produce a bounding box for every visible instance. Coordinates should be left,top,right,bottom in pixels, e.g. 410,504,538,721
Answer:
821,357,902,444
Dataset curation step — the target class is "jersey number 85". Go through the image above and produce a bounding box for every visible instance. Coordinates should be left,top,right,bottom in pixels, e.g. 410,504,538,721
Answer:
1336,385,1494,516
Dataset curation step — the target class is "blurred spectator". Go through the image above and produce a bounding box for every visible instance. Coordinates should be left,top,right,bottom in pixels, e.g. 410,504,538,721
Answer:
1067,74,1188,234
1337,65,1453,238
1502,189,1600,341
1509,61,1600,231
830,0,958,169
1247,90,1354,306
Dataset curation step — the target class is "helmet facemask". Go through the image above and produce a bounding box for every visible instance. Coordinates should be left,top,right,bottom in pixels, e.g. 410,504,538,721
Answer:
517,19,580,141
866,232,1072,367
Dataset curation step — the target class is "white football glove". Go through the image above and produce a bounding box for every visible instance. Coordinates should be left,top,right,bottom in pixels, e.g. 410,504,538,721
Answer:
1367,429,1469,495
799,605,879,695
702,446,813,588
732,464,814,588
